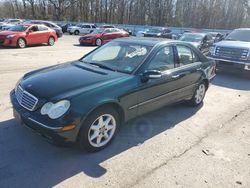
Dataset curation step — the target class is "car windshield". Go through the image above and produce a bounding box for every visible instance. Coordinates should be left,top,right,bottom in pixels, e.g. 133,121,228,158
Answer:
92,29,104,34
8,25,29,32
179,34,204,42
225,30,250,42
80,41,152,74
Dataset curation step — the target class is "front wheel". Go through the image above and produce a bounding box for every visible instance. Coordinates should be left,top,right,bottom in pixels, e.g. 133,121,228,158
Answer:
74,30,80,35
78,106,120,152
48,37,55,46
95,38,102,46
188,82,207,106
17,38,26,48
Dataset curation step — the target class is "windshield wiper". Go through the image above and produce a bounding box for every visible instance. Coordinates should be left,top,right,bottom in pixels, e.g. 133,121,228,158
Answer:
89,62,116,71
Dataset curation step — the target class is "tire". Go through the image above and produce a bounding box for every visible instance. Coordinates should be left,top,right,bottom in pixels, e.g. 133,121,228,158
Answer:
74,30,80,35
17,38,26,48
78,106,120,152
48,37,55,46
188,82,207,106
95,38,102,46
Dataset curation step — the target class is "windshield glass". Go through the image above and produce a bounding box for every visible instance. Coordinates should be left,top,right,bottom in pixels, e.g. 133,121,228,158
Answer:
92,29,104,34
179,34,204,42
225,30,250,42
80,41,152,73
8,25,29,32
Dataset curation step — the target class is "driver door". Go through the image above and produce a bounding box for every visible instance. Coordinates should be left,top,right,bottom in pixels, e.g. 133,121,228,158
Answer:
25,25,43,45
136,45,186,115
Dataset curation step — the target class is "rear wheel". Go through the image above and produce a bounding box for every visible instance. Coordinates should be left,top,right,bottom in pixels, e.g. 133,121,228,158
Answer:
74,30,80,35
78,106,120,152
48,37,55,46
95,38,102,46
17,38,26,48
188,82,207,106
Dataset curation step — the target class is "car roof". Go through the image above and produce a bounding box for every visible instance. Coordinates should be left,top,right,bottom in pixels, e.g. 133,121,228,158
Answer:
115,37,181,47
235,28,250,31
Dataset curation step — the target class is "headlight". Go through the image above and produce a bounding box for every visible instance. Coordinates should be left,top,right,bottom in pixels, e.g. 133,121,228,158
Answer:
6,34,16,38
41,100,70,119
209,46,216,55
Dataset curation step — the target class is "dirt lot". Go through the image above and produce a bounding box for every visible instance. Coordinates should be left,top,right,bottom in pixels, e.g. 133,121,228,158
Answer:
0,35,250,188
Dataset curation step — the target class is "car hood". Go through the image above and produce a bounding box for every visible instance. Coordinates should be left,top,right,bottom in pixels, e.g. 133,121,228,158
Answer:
215,40,250,48
20,61,128,100
0,30,23,36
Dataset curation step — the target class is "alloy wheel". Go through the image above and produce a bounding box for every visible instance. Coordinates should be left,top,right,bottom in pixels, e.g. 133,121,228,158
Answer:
195,84,206,104
88,114,116,148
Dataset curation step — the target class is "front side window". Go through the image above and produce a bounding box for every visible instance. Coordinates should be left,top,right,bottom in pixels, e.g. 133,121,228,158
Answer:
80,42,152,73
147,46,175,71
176,45,199,66
38,25,48,31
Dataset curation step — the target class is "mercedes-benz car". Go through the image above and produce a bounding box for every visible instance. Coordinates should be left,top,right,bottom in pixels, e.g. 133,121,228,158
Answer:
208,28,250,73
10,38,216,152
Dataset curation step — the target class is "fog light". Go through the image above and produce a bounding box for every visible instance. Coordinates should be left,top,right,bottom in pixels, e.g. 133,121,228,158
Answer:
245,65,250,70
61,124,76,132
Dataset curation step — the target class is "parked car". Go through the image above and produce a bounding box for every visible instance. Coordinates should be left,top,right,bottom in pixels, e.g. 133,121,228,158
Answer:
1,23,15,30
67,24,96,35
136,30,147,37
208,28,250,73
29,20,63,38
59,23,76,33
144,28,172,38
208,32,224,42
79,28,129,46
0,24,58,48
179,33,214,55
4,19,23,25
10,38,216,151
100,25,115,29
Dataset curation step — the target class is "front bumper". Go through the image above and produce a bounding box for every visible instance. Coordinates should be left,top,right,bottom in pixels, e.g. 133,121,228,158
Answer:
10,90,81,144
0,38,17,47
208,56,250,72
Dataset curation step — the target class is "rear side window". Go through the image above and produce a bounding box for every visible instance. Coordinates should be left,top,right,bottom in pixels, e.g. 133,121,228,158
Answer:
176,45,200,66
82,25,91,28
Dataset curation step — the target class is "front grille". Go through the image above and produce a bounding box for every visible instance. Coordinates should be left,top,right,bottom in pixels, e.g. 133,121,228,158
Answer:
15,86,38,111
215,47,249,60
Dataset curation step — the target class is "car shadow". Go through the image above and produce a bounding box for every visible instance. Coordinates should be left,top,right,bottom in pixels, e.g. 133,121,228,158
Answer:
0,103,202,187
0,44,49,50
212,72,250,91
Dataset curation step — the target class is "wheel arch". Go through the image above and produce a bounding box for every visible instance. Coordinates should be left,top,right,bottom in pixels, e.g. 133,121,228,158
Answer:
17,37,27,46
76,101,125,142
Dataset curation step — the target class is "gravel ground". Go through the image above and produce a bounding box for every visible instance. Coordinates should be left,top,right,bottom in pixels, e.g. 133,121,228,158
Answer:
0,35,249,188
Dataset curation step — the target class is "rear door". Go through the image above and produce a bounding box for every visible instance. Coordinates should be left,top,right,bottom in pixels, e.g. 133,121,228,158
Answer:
38,25,50,43
173,44,204,98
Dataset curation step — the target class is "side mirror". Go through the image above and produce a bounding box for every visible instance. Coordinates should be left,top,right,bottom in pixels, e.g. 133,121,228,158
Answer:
141,70,162,81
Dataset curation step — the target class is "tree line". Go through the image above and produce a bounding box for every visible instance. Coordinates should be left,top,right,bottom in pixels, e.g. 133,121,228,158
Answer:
0,0,250,29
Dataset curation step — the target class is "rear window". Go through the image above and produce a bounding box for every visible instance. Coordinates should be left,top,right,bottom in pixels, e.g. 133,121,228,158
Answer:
225,30,250,42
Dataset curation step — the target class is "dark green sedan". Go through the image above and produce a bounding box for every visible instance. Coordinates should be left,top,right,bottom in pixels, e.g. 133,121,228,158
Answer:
10,38,216,151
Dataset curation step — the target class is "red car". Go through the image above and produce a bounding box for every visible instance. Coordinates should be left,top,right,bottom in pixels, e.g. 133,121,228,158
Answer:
79,28,129,46
0,24,58,48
